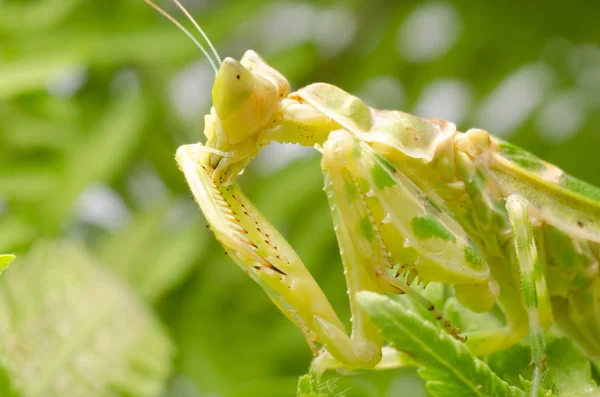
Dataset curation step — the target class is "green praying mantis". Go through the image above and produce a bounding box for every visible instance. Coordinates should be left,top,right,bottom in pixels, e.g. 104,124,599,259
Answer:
146,1,600,394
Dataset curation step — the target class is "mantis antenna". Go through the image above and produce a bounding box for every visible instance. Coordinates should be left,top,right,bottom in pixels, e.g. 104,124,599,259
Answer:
171,0,222,66
143,0,220,74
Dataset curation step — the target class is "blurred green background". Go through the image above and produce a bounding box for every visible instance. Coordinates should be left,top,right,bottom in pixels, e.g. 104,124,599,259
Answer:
1,0,599,396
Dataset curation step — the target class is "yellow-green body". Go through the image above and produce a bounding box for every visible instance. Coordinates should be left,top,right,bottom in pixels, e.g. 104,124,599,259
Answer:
176,50,600,369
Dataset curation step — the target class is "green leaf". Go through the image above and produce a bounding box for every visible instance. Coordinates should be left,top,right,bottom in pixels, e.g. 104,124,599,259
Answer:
0,351,21,397
357,291,525,397
544,338,599,396
0,241,173,397
487,343,533,388
0,254,15,276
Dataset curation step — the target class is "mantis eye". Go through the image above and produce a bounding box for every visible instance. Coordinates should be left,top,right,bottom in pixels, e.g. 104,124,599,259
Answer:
212,57,253,121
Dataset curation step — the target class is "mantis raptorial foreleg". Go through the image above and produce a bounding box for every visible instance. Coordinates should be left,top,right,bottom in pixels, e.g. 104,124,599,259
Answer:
319,129,506,355
176,143,384,367
320,130,467,341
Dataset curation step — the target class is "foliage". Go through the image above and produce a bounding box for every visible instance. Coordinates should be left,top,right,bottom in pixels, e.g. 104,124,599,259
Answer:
544,338,599,397
303,291,600,397
357,292,526,397
1,0,599,396
0,255,15,277
0,241,173,397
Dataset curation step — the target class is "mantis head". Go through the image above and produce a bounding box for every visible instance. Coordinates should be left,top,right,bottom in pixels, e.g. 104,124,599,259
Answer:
203,50,290,182
211,51,290,145
142,0,289,182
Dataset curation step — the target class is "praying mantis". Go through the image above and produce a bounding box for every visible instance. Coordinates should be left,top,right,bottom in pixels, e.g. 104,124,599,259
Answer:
146,1,600,395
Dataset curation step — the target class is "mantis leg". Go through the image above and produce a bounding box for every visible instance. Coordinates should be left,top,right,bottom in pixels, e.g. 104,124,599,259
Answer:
177,130,493,370
506,194,551,396
176,143,383,368
464,194,552,393
455,131,552,362
317,129,495,367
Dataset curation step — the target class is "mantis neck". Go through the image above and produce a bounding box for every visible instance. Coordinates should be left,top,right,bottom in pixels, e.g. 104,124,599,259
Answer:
261,98,343,147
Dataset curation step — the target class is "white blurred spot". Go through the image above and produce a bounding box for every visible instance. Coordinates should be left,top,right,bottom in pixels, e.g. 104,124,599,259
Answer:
253,142,315,175
540,37,572,71
259,3,315,53
568,43,600,77
356,76,406,109
536,90,587,143
259,3,356,57
313,6,357,57
75,184,130,230
578,65,600,108
46,66,88,98
475,64,554,138
170,61,214,121
164,198,200,231
413,79,471,125
109,68,140,95
397,2,462,63
126,163,168,209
